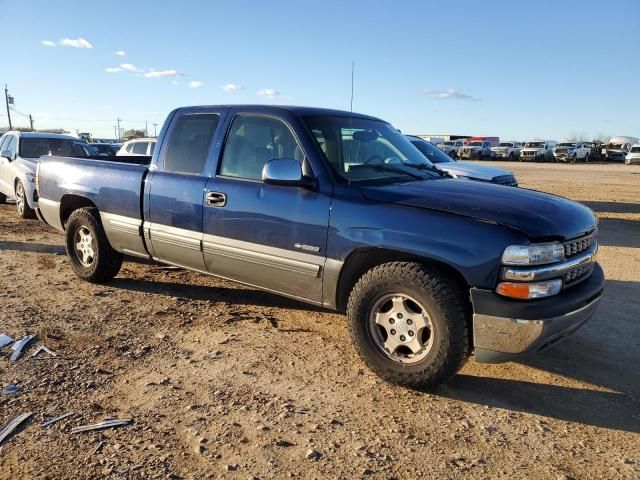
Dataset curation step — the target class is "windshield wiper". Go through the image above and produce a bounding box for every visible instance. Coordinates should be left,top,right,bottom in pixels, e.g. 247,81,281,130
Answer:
353,164,424,180
404,163,452,178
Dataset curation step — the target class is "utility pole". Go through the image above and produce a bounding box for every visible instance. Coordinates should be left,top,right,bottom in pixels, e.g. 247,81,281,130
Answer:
4,85,12,130
29,114,34,131
153,123,158,137
116,117,121,140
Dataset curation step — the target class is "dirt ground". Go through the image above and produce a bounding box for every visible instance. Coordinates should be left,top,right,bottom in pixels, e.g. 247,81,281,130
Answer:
1,162,639,480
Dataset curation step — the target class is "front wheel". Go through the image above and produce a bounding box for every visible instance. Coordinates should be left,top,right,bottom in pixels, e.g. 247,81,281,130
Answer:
15,181,35,219
347,262,469,389
65,207,123,283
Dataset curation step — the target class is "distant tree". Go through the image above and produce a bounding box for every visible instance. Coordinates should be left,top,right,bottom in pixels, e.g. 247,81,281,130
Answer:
38,128,70,134
123,129,146,140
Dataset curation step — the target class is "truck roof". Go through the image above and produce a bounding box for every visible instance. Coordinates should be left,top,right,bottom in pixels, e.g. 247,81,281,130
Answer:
3,131,80,141
175,105,383,122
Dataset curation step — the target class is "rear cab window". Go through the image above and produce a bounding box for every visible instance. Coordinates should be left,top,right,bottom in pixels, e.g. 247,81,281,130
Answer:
163,114,219,174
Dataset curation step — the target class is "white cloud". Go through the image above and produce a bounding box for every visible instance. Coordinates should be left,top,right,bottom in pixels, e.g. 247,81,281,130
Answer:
114,50,126,56
221,83,244,93
171,80,179,86
41,40,56,47
257,88,280,99
144,69,179,79
58,37,93,49
105,66,123,73
423,89,479,101
188,80,205,88
119,63,139,72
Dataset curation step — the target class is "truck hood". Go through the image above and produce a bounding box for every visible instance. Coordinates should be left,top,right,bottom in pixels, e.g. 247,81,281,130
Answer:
438,162,512,181
360,179,596,240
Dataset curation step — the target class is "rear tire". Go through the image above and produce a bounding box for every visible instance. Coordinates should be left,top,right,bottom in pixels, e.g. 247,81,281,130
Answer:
347,262,469,389
65,207,123,283
15,181,35,219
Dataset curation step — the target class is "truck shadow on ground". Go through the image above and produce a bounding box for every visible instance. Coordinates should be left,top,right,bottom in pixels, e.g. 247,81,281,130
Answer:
0,240,65,254
435,278,640,434
578,200,640,215
596,218,640,248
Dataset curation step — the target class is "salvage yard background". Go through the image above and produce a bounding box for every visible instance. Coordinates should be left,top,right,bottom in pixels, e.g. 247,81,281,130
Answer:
1,162,639,479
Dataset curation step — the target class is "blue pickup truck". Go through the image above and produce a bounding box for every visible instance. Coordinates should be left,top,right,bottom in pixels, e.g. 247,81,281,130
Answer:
35,105,604,388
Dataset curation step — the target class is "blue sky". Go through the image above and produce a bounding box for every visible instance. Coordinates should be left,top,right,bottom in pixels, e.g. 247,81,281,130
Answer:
2,0,639,140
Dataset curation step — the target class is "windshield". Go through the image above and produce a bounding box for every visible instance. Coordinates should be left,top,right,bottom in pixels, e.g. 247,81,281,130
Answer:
557,143,576,147
630,147,640,153
498,142,513,147
525,142,545,148
409,138,454,164
303,116,438,182
20,138,95,158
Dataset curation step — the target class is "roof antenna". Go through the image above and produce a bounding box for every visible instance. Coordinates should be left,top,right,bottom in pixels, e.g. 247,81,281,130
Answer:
350,61,355,113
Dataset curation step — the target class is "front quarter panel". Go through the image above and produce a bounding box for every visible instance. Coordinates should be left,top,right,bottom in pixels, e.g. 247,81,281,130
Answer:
327,186,528,291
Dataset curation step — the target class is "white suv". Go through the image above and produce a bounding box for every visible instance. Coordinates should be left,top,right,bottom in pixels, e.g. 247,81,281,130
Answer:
117,138,157,156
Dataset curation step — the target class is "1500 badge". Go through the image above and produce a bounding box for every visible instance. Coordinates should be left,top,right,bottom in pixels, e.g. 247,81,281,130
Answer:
294,243,320,253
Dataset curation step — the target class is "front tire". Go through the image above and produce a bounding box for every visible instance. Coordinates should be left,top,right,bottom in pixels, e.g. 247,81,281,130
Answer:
65,207,123,283
15,181,35,219
347,262,469,389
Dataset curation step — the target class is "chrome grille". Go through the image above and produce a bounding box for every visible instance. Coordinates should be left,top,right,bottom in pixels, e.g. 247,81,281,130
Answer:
564,262,594,285
563,231,596,258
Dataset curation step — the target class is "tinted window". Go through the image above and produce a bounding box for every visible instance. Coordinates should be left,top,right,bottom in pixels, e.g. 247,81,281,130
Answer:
0,135,9,151
20,138,94,158
5,136,17,155
220,114,302,180
132,142,148,155
149,142,156,155
126,143,134,153
164,114,219,174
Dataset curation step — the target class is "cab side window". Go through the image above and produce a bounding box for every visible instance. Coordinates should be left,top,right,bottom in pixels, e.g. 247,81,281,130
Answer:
5,136,17,156
163,114,219,174
219,114,303,180
132,142,148,155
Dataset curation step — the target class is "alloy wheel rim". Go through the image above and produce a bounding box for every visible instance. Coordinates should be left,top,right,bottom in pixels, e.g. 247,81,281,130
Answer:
74,226,96,267
368,293,434,364
16,183,24,215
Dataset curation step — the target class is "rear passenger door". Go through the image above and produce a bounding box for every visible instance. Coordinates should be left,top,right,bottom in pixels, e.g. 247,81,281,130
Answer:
145,109,225,271
201,112,330,303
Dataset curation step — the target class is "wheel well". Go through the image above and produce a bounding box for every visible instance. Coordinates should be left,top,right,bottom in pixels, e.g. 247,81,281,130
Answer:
335,248,471,312
60,195,98,230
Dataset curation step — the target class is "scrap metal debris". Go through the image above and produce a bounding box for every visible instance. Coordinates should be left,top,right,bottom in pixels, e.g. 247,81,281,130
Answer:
1,384,19,396
0,334,13,348
71,418,132,434
31,346,57,358
0,412,33,445
41,412,74,427
9,335,35,361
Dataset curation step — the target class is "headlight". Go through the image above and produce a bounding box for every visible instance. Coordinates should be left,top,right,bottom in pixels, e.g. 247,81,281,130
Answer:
497,279,562,299
502,242,565,266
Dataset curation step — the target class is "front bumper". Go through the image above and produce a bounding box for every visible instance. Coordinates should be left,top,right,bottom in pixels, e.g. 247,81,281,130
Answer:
470,262,604,363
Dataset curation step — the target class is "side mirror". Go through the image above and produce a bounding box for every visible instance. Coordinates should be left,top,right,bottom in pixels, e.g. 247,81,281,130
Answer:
262,158,313,187
0,149,14,161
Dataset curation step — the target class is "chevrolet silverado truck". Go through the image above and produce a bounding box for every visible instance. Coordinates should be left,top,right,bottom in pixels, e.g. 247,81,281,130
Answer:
35,105,604,388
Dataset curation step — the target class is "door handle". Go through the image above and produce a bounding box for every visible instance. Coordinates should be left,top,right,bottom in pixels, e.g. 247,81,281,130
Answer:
206,191,227,207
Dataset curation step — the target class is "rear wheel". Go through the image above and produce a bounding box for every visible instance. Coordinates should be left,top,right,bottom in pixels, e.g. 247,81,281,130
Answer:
65,207,123,283
347,262,469,389
15,181,35,219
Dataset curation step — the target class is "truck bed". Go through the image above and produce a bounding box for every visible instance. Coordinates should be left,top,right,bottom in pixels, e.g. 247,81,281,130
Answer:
37,155,150,226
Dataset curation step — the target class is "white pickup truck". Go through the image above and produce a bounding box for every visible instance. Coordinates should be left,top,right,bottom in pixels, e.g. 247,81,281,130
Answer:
437,139,466,158
553,142,590,163
490,142,522,160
